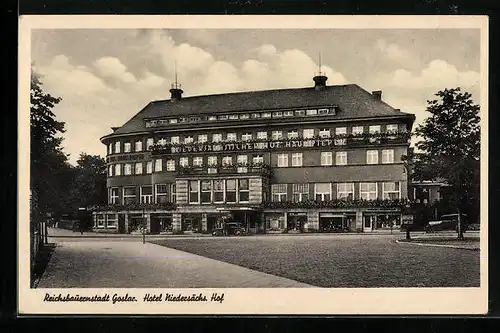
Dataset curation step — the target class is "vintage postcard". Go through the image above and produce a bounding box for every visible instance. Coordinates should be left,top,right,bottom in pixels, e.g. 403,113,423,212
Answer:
18,15,488,315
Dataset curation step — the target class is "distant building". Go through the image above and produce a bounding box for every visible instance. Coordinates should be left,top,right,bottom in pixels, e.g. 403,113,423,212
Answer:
410,179,451,206
93,71,415,234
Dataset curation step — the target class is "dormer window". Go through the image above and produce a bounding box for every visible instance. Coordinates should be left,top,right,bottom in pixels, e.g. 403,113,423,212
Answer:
284,110,294,117
262,112,272,118
169,118,178,124
273,111,283,118
306,109,318,116
295,110,306,116
239,114,249,120
229,114,238,120
251,113,261,119
208,115,217,121
219,115,229,121
318,108,329,115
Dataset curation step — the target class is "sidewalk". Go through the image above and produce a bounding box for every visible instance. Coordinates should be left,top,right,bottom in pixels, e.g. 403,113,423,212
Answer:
37,240,314,288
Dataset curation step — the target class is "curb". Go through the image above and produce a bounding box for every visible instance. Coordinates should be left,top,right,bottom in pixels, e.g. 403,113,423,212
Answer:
395,239,480,251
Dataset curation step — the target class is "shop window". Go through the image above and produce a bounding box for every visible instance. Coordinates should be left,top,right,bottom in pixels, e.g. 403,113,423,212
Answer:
360,182,378,200
239,179,249,202
201,180,212,203
123,187,136,205
315,183,331,201
337,183,354,200
292,184,309,202
226,179,237,203
383,182,400,199
321,152,332,166
155,184,169,204
271,184,287,202
189,180,199,204
214,180,224,202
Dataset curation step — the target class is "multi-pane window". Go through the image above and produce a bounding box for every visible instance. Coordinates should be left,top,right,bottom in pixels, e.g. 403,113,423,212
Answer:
386,124,398,133
135,162,143,175
110,187,119,204
335,127,347,145
271,184,287,202
272,131,283,140
288,131,299,139
352,126,364,136
114,164,121,176
337,183,354,200
155,184,169,203
237,155,248,173
193,157,203,167
273,111,283,118
336,151,347,166
240,113,249,120
122,187,136,205
208,156,218,166
108,143,112,155
277,154,288,167
169,118,178,124
124,163,132,175
140,185,153,204
146,138,154,150
208,115,217,121
315,183,332,201
227,133,237,142
108,165,113,177
212,133,223,143
107,214,117,228
292,184,309,202
184,136,194,144
229,114,238,120
295,110,306,116
170,184,176,203
201,180,212,203
166,159,175,171
382,149,394,164
319,128,331,138
383,182,400,199
239,179,249,202
251,113,261,119
214,180,224,202
242,133,253,141
135,140,143,152
157,138,167,146
369,125,381,142
252,155,263,165
124,142,131,153
219,115,228,121
114,142,121,153
262,112,272,118
284,110,294,117
291,153,303,167
303,129,315,139
198,134,208,143
257,131,268,140
321,152,333,166
179,157,189,167
189,180,199,203
222,156,232,166
306,109,318,116
146,161,153,174
366,150,379,164
171,136,180,144
360,182,378,200
226,180,237,203
154,159,163,172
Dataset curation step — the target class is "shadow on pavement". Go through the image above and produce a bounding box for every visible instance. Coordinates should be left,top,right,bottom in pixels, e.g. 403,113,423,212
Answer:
31,243,56,288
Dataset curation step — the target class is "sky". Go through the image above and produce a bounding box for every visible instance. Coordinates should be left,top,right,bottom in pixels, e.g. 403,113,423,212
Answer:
31,29,481,164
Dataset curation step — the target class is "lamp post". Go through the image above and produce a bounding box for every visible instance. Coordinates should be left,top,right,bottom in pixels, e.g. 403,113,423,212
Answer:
142,207,146,244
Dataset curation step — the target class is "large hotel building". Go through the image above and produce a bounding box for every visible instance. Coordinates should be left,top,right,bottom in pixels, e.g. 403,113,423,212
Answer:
94,72,415,234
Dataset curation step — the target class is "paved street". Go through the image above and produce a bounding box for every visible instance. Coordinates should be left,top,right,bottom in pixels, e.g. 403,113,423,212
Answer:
37,234,313,288
152,234,481,288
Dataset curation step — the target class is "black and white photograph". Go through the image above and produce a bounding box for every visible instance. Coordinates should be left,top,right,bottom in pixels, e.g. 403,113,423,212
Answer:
19,15,488,314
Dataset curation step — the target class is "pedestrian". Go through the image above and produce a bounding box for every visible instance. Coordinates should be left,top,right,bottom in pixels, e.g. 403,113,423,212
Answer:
79,220,85,235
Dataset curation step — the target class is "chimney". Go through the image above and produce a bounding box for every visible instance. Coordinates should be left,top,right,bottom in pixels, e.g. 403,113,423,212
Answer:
169,83,183,102
372,90,382,100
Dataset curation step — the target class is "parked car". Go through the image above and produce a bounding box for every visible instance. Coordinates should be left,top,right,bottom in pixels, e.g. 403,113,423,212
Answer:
212,222,247,236
425,214,468,233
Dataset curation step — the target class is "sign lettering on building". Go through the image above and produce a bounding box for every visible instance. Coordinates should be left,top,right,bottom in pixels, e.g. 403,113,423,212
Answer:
162,139,334,154
107,154,145,162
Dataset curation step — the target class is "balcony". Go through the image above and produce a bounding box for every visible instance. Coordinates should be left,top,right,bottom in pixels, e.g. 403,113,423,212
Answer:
176,163,271,177
261,198,409,209
150,132,411,156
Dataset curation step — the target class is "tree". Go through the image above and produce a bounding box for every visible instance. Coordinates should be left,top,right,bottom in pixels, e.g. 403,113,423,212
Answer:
69,153,107,209
31,70,73,225
412,87,480,239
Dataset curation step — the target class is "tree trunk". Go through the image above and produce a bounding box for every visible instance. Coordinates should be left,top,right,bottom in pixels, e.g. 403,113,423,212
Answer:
457,208,464,240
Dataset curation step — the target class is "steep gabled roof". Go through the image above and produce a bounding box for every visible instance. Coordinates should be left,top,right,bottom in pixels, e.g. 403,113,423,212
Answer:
110,84,414,136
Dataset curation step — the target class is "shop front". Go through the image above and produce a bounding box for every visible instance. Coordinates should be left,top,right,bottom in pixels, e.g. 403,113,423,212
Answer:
287,212,307,233
363,211,402,232
319,212,356,232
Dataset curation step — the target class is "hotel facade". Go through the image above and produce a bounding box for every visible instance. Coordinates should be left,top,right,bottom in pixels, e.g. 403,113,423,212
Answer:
93,73,415,234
